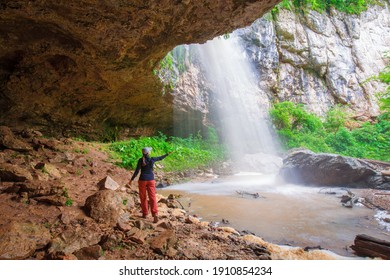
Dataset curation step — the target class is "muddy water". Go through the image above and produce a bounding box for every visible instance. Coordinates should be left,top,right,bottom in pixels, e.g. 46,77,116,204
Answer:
159,173,390,257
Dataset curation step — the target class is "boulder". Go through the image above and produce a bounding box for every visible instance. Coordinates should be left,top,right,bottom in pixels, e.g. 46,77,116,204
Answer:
279,149,386,188
0,221,51,260
0,163,33,182
0,126,32,152
97,176,120,191
84,190,134,226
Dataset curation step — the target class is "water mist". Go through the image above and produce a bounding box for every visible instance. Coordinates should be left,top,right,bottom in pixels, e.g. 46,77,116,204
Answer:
195,34,281,173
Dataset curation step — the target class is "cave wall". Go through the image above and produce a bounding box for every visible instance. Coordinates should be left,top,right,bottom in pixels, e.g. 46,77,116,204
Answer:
0,0,280,138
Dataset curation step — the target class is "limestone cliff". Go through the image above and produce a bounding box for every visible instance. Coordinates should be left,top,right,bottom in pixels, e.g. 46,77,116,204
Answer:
170,2,390,134
0,0,279,138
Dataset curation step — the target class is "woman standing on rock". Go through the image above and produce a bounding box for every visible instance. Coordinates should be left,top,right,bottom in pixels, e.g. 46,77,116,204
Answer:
129,147,172,223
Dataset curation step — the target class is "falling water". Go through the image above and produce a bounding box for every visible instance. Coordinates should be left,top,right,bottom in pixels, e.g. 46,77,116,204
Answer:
194,34,281,172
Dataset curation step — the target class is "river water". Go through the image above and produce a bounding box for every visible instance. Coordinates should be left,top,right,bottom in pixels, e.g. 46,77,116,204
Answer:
159,172,390,257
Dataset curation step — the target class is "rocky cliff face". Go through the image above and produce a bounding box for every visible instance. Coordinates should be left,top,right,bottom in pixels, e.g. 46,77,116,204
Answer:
0,0,279,138
171,2,390,133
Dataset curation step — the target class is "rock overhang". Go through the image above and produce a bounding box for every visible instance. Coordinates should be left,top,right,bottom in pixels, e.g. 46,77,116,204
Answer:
0,0,280,139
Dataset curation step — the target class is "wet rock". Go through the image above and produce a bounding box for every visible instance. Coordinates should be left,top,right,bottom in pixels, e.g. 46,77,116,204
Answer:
97,175,120,191
0,163,33,182
248,243,271,259
185,215,201,224
48,218,103,255
217,227,240,236
84,190,134,226
156,182,169,189
0,126,32,152
280,149,385,188
0,221,51,259
149,230,177,255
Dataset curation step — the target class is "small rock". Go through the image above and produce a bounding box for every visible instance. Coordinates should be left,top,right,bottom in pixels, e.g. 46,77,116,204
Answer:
170,208,186,218
217,226,240,236
74,245,103,260
381,169,390,176
60,207,86,224
149,230,177,255
126,227,148,244
157,221,173,229
34,195,68,206
97,176,120,191
117,221,132,232
35,163,62,179
185,215,200,224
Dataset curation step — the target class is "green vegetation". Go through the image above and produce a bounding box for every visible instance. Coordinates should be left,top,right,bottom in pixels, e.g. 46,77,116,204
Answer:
109,129,226,172
375,52,390,113
62,188,73,207
153,45,193,95
272,0,373,14
270,101,390,161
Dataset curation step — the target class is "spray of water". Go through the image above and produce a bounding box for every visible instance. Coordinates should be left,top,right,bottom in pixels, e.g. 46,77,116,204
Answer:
195,34,281,172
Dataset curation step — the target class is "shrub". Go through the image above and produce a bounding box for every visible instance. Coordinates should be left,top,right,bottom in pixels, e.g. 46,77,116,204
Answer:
270,101,390,161
109,131,226,172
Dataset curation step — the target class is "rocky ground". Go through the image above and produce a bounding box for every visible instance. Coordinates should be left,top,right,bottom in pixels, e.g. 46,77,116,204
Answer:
0,126,389,260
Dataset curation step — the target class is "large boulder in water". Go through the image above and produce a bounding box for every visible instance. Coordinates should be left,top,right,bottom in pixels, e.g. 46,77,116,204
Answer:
279,149,389,189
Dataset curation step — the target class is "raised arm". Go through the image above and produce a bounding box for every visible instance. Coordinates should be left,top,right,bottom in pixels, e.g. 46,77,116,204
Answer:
152,153,169,162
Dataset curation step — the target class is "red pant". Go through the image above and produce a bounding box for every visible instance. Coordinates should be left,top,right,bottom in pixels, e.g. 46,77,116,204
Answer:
138,180,158,216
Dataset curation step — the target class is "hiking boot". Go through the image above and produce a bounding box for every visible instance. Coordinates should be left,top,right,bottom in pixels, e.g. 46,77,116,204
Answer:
153,216,159,223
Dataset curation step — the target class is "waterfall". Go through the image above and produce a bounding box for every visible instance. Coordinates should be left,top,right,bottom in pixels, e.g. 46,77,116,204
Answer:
196,34,281,172
170,33,282,173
